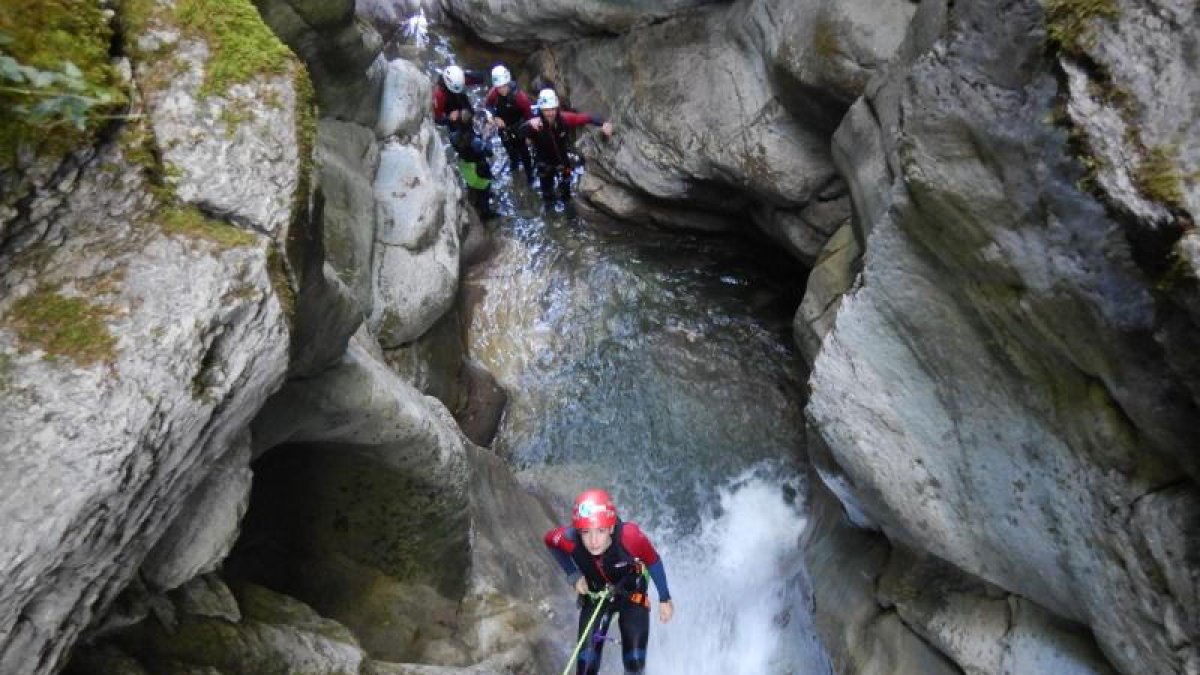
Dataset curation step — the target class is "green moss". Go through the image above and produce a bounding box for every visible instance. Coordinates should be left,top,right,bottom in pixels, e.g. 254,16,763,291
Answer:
0,352,11,392
160,205,259,248
7,286,117,366
174,0,294,98
811,16,840,59
267,245,296,324
0,0,126,169
1134,145,1187,209
1045,0,1119,54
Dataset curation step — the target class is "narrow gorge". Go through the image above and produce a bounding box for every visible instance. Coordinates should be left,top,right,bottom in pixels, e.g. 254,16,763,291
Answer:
0,1,1196,674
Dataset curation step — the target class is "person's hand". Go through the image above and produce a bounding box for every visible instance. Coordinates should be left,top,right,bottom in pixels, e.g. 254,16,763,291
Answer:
493,117,506,129
659,599,673,623
601,121,614,137
529,117,543,131
575,577,589,595
449,110,460,122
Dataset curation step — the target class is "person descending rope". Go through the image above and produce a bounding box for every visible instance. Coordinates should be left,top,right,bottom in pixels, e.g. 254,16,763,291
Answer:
484,64,535,184
545,489,673,675
518,88,614,204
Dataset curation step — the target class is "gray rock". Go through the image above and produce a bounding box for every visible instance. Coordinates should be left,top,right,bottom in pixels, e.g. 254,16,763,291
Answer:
254,0,386,126
438,0,716,47
542,0,911,262
801,478,962,675
142,38,303,237
319,118,382,311
110,582,368,675
806,2,1200,671
1062,0,1199,224
141,433,254,591
172,574,241,623
877,548,1118,675
370,127,462,347
0,142,290,675
377,59,430,140
794,224,861,368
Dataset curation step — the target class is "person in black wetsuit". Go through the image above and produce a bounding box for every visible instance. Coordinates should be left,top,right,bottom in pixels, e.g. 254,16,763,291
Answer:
483,64,535,183
544,489,674,674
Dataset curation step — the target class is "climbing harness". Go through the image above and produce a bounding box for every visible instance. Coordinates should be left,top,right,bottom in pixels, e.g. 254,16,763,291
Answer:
561,587,613,675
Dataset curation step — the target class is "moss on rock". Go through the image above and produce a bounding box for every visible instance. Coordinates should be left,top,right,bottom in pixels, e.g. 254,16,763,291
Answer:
160,205,259,248
1134,145,1187,210
6,286,117,366
1045,0,1119,55
175,0,294,98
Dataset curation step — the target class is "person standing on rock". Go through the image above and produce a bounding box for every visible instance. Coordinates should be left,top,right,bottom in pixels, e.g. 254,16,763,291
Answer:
484,64,535,184
518,88,613,204
544,489,673,675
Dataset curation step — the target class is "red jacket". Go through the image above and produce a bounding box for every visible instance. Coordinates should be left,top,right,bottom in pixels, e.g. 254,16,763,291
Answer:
484,86,534,126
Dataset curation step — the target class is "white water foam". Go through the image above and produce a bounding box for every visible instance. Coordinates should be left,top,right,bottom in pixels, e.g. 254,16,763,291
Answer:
642,472,831,675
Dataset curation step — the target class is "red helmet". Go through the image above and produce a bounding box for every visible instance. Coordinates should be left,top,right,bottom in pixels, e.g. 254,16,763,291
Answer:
572,489,617,530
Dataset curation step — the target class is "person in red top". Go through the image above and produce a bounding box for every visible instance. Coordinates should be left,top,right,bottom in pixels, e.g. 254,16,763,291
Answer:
544,489,673,674
484,64,535,183
431,65,486,133
518,88,614,204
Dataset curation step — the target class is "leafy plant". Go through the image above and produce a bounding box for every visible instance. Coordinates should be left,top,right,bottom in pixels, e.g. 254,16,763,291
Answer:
0,37,120,131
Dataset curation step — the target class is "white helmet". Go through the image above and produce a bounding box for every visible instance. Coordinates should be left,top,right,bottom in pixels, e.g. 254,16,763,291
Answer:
491,64,512,88
536,88,559,110
442,65,465,93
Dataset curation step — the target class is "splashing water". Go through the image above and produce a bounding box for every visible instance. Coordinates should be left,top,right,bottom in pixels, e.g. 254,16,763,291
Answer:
403,9,429,47
646,470,831,675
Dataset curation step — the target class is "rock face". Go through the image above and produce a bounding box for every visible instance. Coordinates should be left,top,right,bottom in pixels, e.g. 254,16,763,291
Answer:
0,2,305,673
803,1,1200,674
438,0,717,48
536,0,914,265
322,59,465,349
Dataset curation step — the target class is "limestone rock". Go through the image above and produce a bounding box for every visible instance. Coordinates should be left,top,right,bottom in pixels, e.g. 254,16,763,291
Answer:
438,0,716,47
1060,0,1199,226
543,0,912,263
141,434,254,592
794,224,860,363
141,39,303,237
254,0,386,126
806,2,1200,673
0,142,290,675
370,127,462,347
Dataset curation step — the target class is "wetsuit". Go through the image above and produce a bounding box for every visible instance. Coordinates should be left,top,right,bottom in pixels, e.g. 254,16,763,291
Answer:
433,71,495,218
545,519,671,674
518,110,607,202
450,126,494,219
484,85,535,180
431,69,486,132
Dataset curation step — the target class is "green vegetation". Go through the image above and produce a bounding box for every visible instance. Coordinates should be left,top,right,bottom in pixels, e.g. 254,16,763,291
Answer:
1045,0,1119,54
0,352,11,392
811,16,840,59
7,286,117,366
161,206,259,248
0,1,126,168
267,245,297,324
1133,145,1187,210
174,0,294,98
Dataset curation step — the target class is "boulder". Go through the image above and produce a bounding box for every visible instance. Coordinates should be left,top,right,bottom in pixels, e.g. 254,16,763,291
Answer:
806,2,1200,673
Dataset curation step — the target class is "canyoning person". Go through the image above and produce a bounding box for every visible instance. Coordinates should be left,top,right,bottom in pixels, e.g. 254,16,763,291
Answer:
431,64,485,132
433,65,496,219
544,489,673,675
518,88,614,204
484,64,535,183
450,109,496,219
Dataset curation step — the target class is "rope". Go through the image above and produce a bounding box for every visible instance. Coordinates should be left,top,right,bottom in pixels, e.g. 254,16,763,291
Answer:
560,587,612,675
